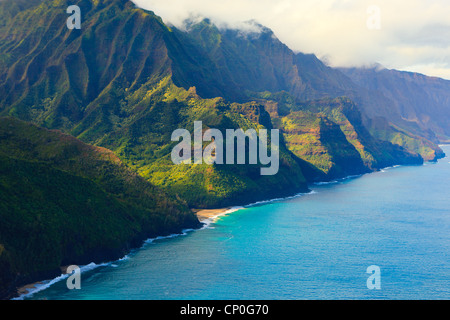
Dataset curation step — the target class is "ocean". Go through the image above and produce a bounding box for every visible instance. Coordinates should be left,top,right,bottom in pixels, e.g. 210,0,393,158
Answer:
21,146,450,300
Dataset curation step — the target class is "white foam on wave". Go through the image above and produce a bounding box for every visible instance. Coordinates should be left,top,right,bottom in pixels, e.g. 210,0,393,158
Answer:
313,180,338,185
244,189,318,208
118,254,130,261
12,187,321,300
11,169,371,300
143,230,192,245
199,206,244,229
246,195,294,207
345,174,364,179
381,164,402,171
313,173,364,186
13,262,108,300
15,207,247,299
197,190,318,228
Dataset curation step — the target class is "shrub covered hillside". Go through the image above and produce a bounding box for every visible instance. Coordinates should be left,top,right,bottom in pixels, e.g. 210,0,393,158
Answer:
0,0,441,299
0,117,199,299
0,0,424,206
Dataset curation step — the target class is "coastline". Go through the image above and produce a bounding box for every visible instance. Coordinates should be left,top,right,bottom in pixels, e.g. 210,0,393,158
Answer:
17,282,43,296
192,207,234,222
11,159,428,300
16,266,76,297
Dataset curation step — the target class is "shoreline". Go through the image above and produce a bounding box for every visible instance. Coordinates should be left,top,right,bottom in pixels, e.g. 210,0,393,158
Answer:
17,265,72,295
192,207,235,222
12,159,430,300
16,282,43,297
13,208,242,300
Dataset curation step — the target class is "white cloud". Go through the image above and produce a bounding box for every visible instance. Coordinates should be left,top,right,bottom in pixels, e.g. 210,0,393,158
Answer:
132,0,450,80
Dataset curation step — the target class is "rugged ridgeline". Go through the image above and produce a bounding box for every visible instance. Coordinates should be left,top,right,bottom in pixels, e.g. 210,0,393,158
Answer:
0,117,200,299
0,0,317,206
0,0,429,201
0,0,425,176
340,66,450,145
272,97,423,180
0,0,442,298
169,19,447,161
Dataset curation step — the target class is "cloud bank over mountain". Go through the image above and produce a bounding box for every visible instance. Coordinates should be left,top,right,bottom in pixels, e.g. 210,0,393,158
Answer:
132,0,450,80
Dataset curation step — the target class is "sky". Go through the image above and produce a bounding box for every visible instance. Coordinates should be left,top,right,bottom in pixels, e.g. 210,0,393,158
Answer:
132,0,450,80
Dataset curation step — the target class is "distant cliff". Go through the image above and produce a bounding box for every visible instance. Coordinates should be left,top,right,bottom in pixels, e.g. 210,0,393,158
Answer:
340,66,450,144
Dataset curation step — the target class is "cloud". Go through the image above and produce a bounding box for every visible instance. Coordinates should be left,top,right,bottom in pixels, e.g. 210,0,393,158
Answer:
132,0,450,80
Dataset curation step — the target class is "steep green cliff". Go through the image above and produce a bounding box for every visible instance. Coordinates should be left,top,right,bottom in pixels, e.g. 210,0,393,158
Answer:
0,117,199,299
258,95,423,180
0,0,444,299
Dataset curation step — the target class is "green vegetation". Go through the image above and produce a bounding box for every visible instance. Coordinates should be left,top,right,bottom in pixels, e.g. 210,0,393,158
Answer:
0,117,199,299
366,116,445,161
255,94,422,180
0,0,442,299
94,80,309,208
293,97,424,169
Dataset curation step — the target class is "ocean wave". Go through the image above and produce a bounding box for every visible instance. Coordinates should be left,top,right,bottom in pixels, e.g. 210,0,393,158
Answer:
244,190,317,208
312,173,364,186
142,227,199,246
313,180,338,185
9,179,339,299
11,171,365,299
15,216,233,299
199,207,244,228
381,164,402,171
14,262,108,300
344,174,364,179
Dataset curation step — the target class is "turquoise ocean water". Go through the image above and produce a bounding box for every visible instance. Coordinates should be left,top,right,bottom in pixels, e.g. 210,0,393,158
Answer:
23,146,450,300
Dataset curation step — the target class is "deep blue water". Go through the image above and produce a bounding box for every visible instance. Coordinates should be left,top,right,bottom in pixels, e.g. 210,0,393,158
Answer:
24,146,450,300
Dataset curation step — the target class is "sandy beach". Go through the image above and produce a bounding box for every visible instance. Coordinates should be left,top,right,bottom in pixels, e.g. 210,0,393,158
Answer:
17,282,43,296
15,265,73,298
15,210,235,299
192,207,234,222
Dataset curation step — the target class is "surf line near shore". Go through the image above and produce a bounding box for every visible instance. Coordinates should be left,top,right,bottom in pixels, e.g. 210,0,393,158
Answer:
193,207,243,224
12,170,383,300
14,170,381,300
13,162,422,300
191,188,322,225
13,206,244,300
12,169,384,300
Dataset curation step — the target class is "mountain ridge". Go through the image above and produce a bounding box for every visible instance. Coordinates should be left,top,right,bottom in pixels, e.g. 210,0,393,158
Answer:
0,0,447,299
164,16,447,160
